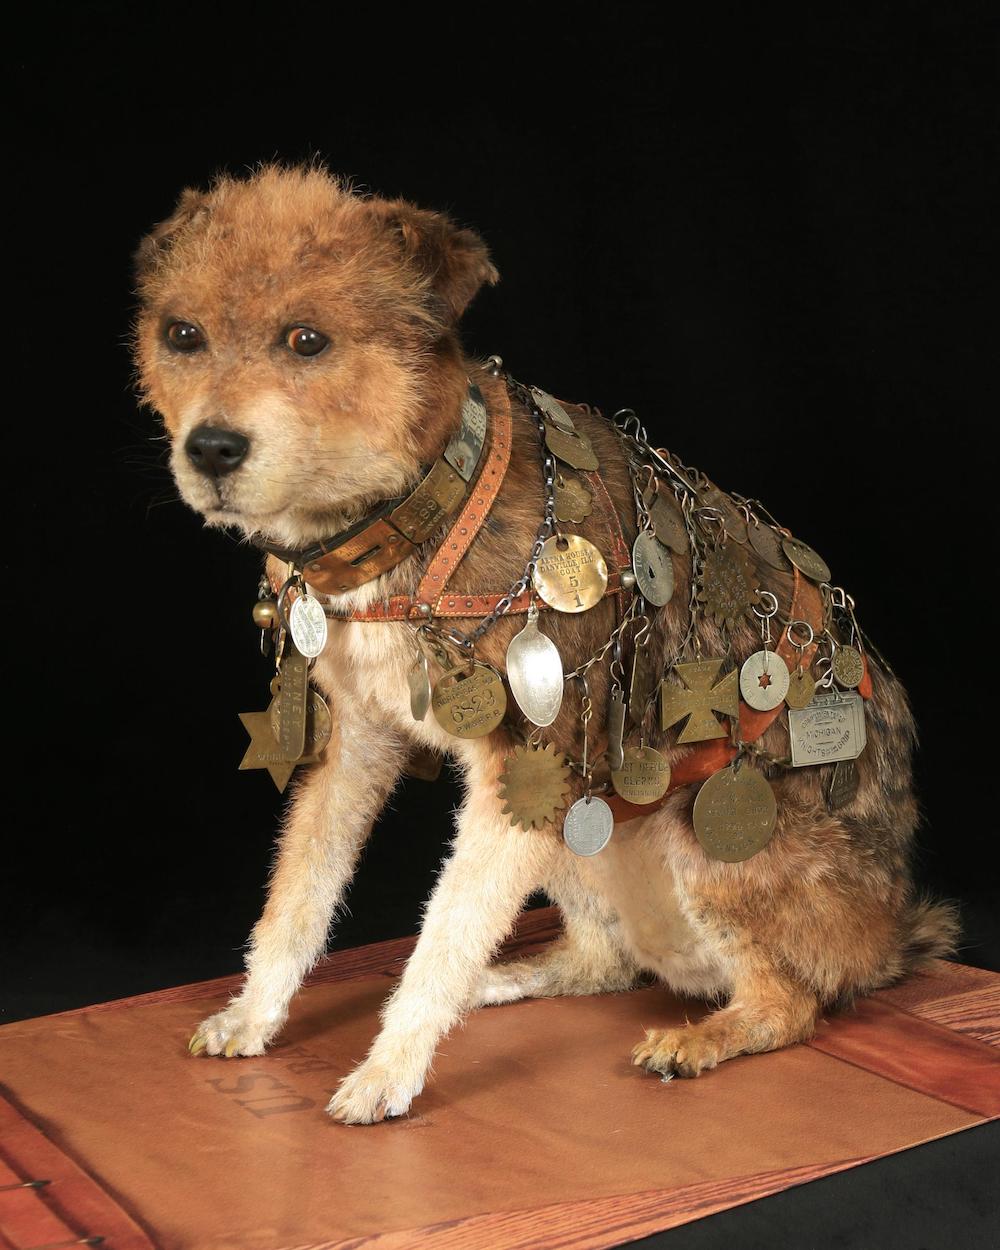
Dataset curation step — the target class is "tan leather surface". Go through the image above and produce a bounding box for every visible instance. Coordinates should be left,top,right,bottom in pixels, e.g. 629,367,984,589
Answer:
1,918,994,1250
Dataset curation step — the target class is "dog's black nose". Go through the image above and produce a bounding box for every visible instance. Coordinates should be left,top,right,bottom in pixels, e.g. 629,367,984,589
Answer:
185,425,250,477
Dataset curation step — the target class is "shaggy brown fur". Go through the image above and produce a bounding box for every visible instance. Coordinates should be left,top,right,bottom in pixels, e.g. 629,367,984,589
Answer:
132,160,957,1122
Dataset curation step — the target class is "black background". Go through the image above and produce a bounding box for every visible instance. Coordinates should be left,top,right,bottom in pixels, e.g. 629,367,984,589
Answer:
6,6,998,1246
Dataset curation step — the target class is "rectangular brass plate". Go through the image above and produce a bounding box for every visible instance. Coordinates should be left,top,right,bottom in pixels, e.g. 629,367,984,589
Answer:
390,458,467,544
303,518,416,595
444,384,489,481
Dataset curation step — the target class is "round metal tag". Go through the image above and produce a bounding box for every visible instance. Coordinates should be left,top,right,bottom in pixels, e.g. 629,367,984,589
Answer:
505,607,565,727
693,765,777,863
784,667,816,709
289,593,328,658
748,522,791,571
532,534,608,613
832,644,865,689
632,531,675,607
611,746,671,805
739,649,790,711
431,664,507,739
563,796,614,856
781,536,832,584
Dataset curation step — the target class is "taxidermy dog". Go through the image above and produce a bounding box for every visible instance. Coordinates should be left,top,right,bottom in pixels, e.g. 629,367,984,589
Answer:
131,161,957,1124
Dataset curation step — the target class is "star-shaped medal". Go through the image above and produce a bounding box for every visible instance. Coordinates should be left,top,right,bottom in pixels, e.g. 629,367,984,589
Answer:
238,701,320,793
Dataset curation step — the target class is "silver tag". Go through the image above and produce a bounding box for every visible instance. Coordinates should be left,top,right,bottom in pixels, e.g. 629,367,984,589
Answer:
563,796,614,856
289,593,328,658
530,387,576,431
739,649,790,711
632,531,675,607
408,652,432,722
443,382,489,481
788,688,867,767
505,603,564,727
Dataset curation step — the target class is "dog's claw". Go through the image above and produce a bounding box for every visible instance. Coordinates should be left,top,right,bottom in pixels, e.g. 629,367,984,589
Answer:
189,1032,207,1056
224,1038,240,1057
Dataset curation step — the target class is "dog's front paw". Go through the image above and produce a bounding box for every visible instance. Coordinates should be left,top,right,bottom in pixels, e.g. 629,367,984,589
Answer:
327,1057,424,1125
631,1026,722,1079
188,1003,282,1058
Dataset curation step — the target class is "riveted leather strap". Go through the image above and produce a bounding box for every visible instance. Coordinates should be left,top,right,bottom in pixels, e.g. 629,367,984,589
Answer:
345,384,627,622
606,564,825,823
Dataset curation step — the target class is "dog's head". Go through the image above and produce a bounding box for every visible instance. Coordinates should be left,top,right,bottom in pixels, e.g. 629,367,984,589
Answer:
131,162,498,547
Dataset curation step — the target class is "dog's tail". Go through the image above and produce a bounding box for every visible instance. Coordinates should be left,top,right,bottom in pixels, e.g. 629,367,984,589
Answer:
901,894,961,971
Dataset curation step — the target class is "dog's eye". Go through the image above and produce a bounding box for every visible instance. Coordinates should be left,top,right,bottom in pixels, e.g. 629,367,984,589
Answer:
285,325,329,357
165,320,206,353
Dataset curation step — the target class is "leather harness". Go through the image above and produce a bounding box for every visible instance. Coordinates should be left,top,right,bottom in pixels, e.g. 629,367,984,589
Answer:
263,372,869,821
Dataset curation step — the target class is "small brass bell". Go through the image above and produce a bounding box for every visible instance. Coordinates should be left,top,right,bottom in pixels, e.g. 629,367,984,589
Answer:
252,600,279,629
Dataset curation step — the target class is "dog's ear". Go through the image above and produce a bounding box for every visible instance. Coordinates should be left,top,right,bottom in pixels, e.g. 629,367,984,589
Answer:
376,199,499,324
132,187,210,285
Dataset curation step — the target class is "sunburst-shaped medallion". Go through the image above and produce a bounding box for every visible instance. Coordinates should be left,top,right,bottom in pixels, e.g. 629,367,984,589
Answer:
697,542,755,630
498,742,573,831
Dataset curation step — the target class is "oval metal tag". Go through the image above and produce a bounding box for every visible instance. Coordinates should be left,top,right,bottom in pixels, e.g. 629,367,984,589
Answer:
505,605,564,726
781,536,832,584
532,534,608,613
632,531,675,607
289,593,328,658
408,652,432,722
431,663,507,739
832,644,865,689
563,796,614,856
748,521,791,570
739,649,790,711
544,423,599,471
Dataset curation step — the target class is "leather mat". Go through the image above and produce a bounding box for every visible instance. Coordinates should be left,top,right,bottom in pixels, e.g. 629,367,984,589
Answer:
1,909,997,1250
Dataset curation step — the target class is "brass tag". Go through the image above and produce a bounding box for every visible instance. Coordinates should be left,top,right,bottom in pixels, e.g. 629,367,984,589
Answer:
498,742,572,830
699,485,748,544
238,703,297,793
784,666,817,709
827,758,860,810
275,643,310,761
606,688,626,771
781,536,832,584
698,543,755,629
693,764,777,862
506,604,564,727
645,484,688,555
748,521,791,571
532,534,609,613
544,422,599,471
408,652,432,722
554,473,593,523
739,649,790,712
628,643,658,726
632,531,675,607
660,659,739,742
563,796,614,856
788,688,867,767
389,458,467,544
431,663,507,738
271,688,333,759
531,387,576,431
832,645,865,689
611,745,671,805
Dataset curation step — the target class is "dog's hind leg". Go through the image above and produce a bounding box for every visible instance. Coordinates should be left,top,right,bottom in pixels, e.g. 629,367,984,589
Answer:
189,720,407,1059
327,756,560,1124
470,865,640,1006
